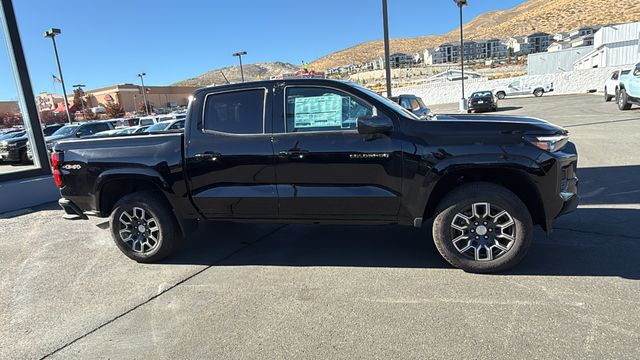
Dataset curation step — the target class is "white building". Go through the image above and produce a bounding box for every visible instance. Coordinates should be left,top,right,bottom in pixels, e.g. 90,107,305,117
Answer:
574,21,640,69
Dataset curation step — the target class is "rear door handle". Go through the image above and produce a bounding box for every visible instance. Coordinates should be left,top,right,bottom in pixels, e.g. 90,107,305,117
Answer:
194,152,221,161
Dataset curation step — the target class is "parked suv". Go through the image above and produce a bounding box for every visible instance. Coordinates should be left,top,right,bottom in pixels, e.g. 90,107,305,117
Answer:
45,121,113,151
0,130,29,164
52,79,578,273
389,94,432,118
617,63,640,110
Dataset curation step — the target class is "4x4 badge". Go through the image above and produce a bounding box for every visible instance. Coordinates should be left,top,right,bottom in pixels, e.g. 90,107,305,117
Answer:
62,164,81,170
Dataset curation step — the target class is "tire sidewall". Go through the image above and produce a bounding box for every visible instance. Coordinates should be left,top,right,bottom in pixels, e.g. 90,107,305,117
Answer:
109,193,175,262
432,184,533,273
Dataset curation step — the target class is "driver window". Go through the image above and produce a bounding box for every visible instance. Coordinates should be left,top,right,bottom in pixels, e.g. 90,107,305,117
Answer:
285,87,373,133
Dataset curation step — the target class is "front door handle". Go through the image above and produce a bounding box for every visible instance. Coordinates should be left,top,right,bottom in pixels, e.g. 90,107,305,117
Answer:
194,152,221,161
278,149,309,159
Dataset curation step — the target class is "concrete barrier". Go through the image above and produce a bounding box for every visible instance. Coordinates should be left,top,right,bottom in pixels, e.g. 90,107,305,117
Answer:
393,66,631,105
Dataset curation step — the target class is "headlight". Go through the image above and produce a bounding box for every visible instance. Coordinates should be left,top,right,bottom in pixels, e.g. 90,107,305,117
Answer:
525,135,569,152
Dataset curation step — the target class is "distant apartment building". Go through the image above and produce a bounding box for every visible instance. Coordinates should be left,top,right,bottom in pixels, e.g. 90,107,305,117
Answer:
527,32,552,53
574,21,640,69
389,53,415,68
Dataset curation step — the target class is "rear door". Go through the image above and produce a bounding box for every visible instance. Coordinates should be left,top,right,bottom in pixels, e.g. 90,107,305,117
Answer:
271,83,403,220
184,87,277,218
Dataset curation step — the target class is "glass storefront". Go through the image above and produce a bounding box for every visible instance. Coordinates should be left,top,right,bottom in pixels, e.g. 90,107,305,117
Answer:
0,0,50,182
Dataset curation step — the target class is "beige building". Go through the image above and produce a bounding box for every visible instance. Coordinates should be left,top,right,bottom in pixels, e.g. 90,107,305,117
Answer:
69,84,199,113
0,100,19,113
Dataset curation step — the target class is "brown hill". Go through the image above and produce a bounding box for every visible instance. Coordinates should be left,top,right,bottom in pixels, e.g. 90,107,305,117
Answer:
310,0,640,71
173,62,300,87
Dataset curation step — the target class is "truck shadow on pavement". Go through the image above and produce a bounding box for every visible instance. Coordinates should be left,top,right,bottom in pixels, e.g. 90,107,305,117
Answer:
168,165,640,279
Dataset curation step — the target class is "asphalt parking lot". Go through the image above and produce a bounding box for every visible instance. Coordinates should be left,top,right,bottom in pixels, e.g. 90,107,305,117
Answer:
1,94,639,359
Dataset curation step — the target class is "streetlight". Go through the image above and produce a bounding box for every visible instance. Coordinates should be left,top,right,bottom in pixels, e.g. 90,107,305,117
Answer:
454,0,468,111
137,72,149,115
232,51,247,82
44,28,72,124
382,0,392,98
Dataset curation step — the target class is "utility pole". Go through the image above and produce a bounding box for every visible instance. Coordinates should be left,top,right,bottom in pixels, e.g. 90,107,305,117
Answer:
454,0,468,111
382,0,392,98
137,72,149,115
44,28,73,123
232,51,247,82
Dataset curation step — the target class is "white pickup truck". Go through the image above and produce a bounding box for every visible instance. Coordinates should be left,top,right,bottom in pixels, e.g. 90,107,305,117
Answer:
493,79,554,99
604,69,631,102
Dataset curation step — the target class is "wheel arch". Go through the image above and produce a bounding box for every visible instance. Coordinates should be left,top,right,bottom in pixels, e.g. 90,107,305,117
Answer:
423,167,546,230
96,170,171,216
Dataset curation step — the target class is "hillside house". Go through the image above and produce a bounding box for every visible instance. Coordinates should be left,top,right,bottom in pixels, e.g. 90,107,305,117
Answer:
574,21,640,69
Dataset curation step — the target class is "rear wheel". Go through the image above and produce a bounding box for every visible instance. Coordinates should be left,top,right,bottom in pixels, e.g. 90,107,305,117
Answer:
617,89,632,110
496,92,506,100
109,191,180,262
533,88,544,97
432,182,533,273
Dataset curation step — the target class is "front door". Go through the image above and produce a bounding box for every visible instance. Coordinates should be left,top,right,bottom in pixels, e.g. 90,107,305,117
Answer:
184,87,277,219
271,84,403,220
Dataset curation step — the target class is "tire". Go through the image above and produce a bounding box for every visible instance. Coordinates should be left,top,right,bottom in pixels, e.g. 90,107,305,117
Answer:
467,109,472,114
617,89,632,110
533,88,544,97
109,191,180,262
496,92,506,100
604,87,613,102
432,182,533,273
492,106,498,112
20,149,30,164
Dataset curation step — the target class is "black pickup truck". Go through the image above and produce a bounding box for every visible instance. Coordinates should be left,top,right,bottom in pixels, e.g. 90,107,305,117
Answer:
52,79,578,273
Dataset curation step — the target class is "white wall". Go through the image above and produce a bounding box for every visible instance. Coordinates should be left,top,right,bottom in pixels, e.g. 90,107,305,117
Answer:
393,66,622,105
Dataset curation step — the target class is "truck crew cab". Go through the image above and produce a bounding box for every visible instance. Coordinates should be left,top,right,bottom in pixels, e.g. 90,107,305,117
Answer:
52,79,578,273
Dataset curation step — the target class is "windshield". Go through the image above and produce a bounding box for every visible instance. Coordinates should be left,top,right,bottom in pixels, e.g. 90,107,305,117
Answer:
145,122,170,132
472,91,493,98
0,131,25,140
351,84,420,120
51,125,80,137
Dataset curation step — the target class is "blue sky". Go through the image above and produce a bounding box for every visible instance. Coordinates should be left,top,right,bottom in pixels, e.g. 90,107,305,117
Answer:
1,0,526,100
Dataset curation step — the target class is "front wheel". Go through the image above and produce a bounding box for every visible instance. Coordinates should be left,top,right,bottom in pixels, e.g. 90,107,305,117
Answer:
604,87,613,102
618,89,632,110
432,182,533,273
496,92,506,100
109,191,180,262
533,88,544,97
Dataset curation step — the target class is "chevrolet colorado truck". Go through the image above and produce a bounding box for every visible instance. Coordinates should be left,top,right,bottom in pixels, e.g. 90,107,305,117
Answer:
617,63,640,110
52,79,578,273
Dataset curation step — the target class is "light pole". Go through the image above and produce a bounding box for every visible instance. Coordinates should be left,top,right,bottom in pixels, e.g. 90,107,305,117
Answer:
72,84,86,118
454,0,468,111
44,28,73,124
382,0,392,98
232,51,247,82
137,72,149,115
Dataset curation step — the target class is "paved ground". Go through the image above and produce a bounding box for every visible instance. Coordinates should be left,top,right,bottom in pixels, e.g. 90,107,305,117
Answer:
0,163,35,175
1,94,639,359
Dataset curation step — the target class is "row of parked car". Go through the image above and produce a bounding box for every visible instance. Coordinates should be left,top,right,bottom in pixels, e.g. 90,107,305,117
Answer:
0,112,187,165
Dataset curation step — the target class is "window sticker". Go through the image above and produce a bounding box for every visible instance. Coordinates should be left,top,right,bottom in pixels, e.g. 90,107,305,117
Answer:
294,94,343,128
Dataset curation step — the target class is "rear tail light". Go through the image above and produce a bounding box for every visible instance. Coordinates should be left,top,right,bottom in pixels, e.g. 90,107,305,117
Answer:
51,152,63,187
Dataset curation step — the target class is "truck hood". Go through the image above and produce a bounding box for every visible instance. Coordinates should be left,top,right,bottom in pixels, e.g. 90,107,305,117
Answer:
431,114,567,135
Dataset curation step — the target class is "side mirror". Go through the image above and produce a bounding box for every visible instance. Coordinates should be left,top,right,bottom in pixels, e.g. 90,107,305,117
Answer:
75,132,82,138
357,116,393,135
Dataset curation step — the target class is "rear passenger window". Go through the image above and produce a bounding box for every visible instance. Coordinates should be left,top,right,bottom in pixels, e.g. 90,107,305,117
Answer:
204,89,265,134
